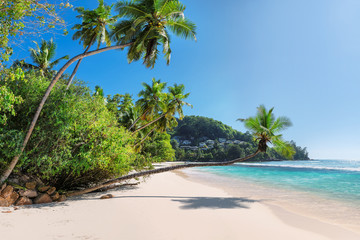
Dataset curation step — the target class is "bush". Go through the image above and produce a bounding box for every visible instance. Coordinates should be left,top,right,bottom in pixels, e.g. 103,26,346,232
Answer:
1,69,137,189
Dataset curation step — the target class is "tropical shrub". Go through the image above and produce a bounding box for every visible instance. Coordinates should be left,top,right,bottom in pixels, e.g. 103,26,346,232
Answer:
1,69,137,189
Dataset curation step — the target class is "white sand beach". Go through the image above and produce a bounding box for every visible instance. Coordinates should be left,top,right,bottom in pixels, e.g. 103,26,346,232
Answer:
0,170,359,240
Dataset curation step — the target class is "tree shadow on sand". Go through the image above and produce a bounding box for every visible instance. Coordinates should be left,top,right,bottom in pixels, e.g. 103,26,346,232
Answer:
172,197,257,209
111,195,258,210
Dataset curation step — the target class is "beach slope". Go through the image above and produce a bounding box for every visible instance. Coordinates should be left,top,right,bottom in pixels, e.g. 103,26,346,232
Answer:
0,171,354,240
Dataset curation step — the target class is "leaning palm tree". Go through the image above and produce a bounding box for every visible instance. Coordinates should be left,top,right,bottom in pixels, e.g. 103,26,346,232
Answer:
21,39,69,77
112,0,196,68
238,105,295,159
66,0,117,89
67,105,295,196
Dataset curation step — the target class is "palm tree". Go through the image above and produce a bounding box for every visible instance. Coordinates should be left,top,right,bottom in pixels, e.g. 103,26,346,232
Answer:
132,83,192,134
18,39,69,77
112,0,196,68
66,0,117,89
128,78,167,131
67,105,295,196
238,105,295,159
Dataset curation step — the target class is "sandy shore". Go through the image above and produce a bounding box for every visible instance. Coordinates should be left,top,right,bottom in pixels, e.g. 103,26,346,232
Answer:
1,170,359,240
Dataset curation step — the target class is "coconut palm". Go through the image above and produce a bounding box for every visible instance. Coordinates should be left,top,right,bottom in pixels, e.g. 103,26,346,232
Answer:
238,105,295,158
132,83,191,134
66,0,117,89
112,0,196,68
20,39,69,77
128,78,167,131
67,105,295,196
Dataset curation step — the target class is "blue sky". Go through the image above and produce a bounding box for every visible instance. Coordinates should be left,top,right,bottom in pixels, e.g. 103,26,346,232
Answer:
12,0,360,160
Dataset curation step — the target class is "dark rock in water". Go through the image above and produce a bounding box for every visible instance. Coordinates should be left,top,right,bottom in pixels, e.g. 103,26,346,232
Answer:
33,193,52,204
100,194,113,199
0,196,9,207
15,196,32,206
57,194,67,202
46,187,56,195
19,189,38,198
51,192,60,201
25,181,37,190
38,186,50,193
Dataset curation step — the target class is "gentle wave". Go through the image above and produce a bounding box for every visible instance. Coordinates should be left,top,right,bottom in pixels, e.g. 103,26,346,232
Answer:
236,163,360,172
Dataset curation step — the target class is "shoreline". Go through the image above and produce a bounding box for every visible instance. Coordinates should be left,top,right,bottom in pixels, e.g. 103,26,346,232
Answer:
179,167,360,238
1,169,359,240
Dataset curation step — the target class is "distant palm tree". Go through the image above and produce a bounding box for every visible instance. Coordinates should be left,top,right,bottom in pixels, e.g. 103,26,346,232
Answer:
112,0,196,68
128,78,167,131
66,0,117,89
132,83,192,134
68,105,295,196
16,39,69,77
238,105,295,159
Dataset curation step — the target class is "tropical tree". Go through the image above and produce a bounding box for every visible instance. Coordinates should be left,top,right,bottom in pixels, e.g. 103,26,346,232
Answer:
238,105,295,159
66,0,117,89
16,39,69,77
0,0,196,184
112,0,196,68
132,83,192,134
67,105,295,196
128,78,167,131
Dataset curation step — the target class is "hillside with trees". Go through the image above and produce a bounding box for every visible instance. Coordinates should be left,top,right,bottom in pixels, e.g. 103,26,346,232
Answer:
170,116,310,162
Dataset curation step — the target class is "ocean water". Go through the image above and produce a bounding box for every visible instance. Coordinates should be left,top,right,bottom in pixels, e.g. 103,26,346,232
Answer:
202,159,360,205
186,159,360,231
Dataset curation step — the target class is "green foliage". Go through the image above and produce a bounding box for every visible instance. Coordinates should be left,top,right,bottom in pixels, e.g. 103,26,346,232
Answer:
141,132,175,163
72,0,117,49
240,105,295,159
112,0,196,68
0,0,68,62
171,115,309,162
172,115,251,141
0,68,24,125
13,39,70,77
1,69,137,189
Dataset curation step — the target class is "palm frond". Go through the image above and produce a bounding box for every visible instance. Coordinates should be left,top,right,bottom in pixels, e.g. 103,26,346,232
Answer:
166,17,196,40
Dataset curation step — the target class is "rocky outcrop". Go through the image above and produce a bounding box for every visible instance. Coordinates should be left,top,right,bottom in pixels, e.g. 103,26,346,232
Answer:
15,197,32,206
19,189,38,198
33,193,52,204
1,185,19,206
0,181,66,207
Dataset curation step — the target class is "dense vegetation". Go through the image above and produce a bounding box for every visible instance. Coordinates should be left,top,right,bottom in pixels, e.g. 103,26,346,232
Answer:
170,116,310,162
0,67,181,189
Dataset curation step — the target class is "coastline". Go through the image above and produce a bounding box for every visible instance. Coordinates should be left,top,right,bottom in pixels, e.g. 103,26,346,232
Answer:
180,167,360,238
1,169,359,240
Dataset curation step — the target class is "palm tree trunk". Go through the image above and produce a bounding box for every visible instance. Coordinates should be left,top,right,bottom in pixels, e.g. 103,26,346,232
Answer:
127,108,149,131
134,126,157,147
132,112,166,134
67,150,261,197
66,40,94,90
65,59,83,90
0,42,133,184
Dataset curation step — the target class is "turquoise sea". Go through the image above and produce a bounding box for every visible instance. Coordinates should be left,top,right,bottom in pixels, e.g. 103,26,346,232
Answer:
203,159,360,205
186,159,360,231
